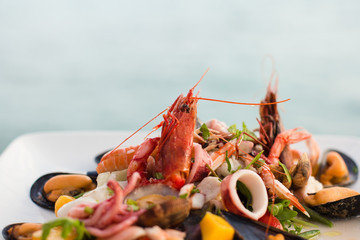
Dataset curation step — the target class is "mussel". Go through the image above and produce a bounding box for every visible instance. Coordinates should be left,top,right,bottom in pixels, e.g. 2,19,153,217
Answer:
304,187,360,218
30,171,97,210
2,223,42,240
182,210,306,240
304,150,360,218
221,211,306,240
317,150,358,187
137,197,191,228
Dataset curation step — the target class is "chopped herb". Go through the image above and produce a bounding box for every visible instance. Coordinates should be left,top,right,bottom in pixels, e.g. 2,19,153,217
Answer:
292,218,318,228
42,218,91,240
179,193,188,199
205,163,222,181
236,181,252,210
268,199,310,235
84,206,94,215
225,151,232,172
278,162,292,184
241,122,257,141
200,123,210,140
298,230,320,239
245,151,263,169
268,202,284,216
276,207,298,221
228,122,257,141
126,198,140,211
107,187,114,195
228,124,241,139
191,187,200,194
154,172,164,180
147,203,156,209
74,192,85,199
230,165,242,174
296,205,333,227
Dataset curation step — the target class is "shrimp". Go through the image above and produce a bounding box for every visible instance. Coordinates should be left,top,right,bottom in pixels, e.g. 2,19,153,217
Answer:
127,137,160,180
259,75,284,148
155,84,199,190
267,128,312,167
96,145,140,173
210,140,237,170
259,164,309,217
259,76,320,188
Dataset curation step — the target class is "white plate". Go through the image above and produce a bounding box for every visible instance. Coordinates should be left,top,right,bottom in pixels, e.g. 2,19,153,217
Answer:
0,131,359,239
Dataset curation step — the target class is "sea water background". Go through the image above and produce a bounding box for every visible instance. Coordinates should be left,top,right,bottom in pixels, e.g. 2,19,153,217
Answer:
1,1,360,153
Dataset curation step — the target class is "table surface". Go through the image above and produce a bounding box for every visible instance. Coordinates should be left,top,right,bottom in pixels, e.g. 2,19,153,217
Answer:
1,0,360,153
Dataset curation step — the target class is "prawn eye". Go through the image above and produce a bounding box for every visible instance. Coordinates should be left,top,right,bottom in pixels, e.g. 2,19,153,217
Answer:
180,103,190,113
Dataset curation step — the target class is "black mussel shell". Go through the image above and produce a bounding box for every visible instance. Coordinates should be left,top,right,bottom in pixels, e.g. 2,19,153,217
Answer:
95,149,111,164
221,211,306,240
2,223,21,240
30,172,97,210
318,149,358,187
310,194,360,218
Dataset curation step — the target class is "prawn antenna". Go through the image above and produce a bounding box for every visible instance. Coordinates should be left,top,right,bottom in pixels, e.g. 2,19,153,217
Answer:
191,67,210,90
108,107,168,154
193,97,290,106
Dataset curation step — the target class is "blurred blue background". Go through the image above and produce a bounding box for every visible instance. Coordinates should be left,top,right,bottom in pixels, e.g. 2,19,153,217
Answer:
1,0,360,153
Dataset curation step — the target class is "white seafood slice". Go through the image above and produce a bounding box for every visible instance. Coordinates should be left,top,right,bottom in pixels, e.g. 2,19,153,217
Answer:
221,169,268,220
190,193,205,209
197,176,221,202
206,119,230,135
57,180,128,218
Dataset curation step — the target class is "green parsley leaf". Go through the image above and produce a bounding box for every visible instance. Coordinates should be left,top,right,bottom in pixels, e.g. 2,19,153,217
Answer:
147,203,156,209
107,187,114,195
205,163,222,181
191,188,200,194
236,181,252,210
276,207,298,221
228,124,241,139
84,206,94,215
154,172,164,180
200,123,210,140
241,122,257,141
298,230,320,239
126,198,140,211
179,193,188,199
74,192,85,199
278,162,292,183
42,218,91,240
225,151,232,172
245,151,263,169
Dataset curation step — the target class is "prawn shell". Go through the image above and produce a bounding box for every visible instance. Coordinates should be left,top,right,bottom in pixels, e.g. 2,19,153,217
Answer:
95,149,112,164
221,211,306,240
30,172,97,210
310,194,360,219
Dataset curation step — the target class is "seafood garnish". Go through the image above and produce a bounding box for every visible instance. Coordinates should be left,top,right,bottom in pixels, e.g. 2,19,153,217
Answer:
30,172,97,210
317,150,358,187
6,69,360,240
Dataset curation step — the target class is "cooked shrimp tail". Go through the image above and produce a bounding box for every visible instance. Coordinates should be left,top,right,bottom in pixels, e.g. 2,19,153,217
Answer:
259,164,309,217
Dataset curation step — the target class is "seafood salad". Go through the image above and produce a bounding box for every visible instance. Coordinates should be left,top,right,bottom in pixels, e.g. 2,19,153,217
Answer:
3,72,360,240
